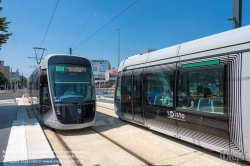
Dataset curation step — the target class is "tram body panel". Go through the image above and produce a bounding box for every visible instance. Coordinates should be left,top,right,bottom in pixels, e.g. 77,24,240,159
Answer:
178,25,250,58
115,25,250,161
241,52,250,161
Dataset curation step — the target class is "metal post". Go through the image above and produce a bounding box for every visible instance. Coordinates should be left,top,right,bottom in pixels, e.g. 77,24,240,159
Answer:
228,0,242,29
10,68,12,90
117,28,120,67
99,80,101,98
21,73,23,89
69,48,72,55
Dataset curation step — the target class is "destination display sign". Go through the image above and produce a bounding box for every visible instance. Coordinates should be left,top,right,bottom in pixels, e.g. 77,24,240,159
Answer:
56,66,86,72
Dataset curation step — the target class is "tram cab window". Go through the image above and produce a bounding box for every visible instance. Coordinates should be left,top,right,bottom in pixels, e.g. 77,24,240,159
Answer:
48,65,95,103
145,68,174,108
177,65,225,115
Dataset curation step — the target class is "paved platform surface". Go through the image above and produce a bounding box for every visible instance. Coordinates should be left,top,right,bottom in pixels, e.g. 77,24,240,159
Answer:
0,97,58,166
0,99,17,166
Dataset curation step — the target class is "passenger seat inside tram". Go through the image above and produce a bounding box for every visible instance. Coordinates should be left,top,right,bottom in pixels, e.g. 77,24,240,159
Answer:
197,87,212,112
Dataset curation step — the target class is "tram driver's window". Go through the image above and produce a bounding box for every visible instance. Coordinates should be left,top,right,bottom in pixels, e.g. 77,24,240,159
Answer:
177,66,225,115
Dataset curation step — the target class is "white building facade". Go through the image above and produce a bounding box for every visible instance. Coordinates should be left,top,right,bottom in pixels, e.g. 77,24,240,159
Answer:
90,60,111,83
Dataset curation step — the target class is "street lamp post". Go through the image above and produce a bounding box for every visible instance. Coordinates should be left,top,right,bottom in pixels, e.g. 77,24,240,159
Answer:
116,28,120,68
10,68,12,90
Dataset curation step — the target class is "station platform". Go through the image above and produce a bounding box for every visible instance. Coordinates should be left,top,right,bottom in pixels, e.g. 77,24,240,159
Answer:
2,98,58,166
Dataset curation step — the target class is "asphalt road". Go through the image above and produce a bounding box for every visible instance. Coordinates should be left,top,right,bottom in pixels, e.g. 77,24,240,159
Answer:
0,90,26,100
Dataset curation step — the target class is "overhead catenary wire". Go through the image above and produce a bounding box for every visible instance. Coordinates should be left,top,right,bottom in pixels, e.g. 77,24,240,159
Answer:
80,0,165,55
71,0,100,47
81,31,117,54
73,0,139,51
39,0,60,48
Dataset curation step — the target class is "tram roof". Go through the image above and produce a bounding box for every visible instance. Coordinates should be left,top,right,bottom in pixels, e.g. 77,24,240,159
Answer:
29,54,90,76
41,54,88,69
118,24,250,72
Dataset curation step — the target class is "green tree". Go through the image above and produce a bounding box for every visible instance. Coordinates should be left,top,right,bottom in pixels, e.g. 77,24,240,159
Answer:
20,75,27,88
0,71,8,85
0,0,12,50
11,78,20,84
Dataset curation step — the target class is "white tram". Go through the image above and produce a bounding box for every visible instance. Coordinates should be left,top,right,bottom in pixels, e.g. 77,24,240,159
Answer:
28,54,96,130
114,25,250,161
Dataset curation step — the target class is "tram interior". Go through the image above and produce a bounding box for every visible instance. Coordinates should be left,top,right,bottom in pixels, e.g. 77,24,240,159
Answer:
146,66,225,115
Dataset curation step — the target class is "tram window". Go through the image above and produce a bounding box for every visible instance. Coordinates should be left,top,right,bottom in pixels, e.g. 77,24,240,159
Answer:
177,66,225,115
115,77,121,100
43,86,50,104
122,75,132,101
48,65,94,103
145,69,174,108
122,75,132,114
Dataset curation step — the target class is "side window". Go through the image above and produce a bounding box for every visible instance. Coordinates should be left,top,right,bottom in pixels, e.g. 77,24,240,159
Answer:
145,65,175,108
121,73,132,114
115,76,121,100
133,74,142,99
43,86,50,104
41,74,51,105
177,65,225,115
28,78,32,96
122,75,132,102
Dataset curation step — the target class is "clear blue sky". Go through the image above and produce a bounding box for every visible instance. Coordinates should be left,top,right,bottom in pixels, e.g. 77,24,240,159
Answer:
0,0,250,78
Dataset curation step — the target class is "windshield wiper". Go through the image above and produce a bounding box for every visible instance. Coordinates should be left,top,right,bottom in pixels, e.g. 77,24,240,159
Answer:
78,85,93,105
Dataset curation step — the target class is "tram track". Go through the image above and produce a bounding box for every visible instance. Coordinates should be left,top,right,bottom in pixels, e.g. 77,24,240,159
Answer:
97,105,114,110
49,107,152,166
89,126,152,166
94,105,153,165
52,128,83,166
24,99,250,165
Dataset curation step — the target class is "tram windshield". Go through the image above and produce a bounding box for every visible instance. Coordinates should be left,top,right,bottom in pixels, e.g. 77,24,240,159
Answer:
48,65,95,103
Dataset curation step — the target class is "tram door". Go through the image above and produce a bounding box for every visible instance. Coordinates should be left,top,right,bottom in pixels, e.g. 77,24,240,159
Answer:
143,63,178,138
121,69,144,124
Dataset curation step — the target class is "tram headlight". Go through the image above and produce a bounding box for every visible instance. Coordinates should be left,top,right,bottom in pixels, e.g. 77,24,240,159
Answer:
55,106,62,115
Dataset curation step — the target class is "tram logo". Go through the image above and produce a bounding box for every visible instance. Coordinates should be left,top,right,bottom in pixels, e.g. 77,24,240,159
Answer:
77,109,82,114
167,111,185,121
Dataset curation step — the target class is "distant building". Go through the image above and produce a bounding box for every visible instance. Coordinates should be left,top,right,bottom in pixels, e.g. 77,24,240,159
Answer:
90,60,111,84
105,68,118,87
12,69,20,80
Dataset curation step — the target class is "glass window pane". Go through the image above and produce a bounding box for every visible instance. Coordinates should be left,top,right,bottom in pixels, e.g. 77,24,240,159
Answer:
146,67,174,108
133,73,142,117
122,75,132,113
48,65,94,103
177,65,225,115
115,77,121,100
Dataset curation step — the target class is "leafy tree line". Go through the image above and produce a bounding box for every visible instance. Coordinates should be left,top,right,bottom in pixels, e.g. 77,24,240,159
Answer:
0,71,8,87
0,71,27,89
12,76,27,88
0,0,12,49
20,75,27,87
